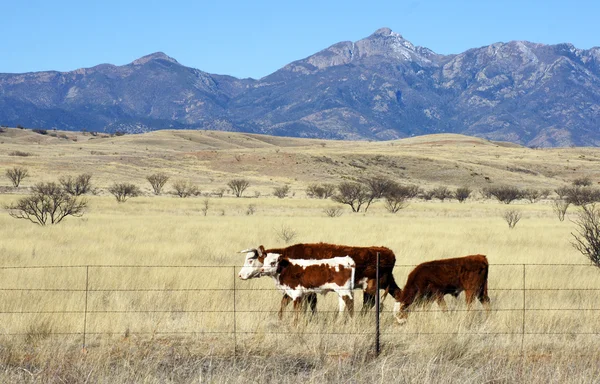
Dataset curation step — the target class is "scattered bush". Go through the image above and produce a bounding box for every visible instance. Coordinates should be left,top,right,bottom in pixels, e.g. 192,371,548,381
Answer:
213,188,225,198
5,166,28,187
228,179,250,197
246,204,256,215
571,204,600,267
172,179,200,198
523,188,550,203
201,198,210,216
306,183,336,199
555,186,570,200
59,173,93,196
108,183,141,203
332,182,370,212
323,207,343,217
455,187,472,203
362,176,395,212
5,182,87,225
32,129,48,135
146,173,169,195
552,199,570,222
431,186,453,201
502,209,522,229
564,186,600,206
485,186,523,204
573,177,593,187
8,151,32,157
273,185,291,199
275,224,298,244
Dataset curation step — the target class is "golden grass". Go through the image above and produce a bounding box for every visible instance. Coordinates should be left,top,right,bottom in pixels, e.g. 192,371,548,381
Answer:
2,129,600,382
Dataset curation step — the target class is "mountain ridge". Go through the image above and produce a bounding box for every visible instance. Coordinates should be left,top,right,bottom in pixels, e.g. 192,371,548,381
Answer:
2,28,600,147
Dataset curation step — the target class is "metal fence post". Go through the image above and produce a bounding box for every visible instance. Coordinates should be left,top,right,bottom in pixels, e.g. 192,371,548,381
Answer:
375,252,380,357
82,265,89,352
521,264,526,356
233,266,237,359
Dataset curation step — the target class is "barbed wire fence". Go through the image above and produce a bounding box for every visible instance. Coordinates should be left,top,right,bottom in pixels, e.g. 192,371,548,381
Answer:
0,263,599,357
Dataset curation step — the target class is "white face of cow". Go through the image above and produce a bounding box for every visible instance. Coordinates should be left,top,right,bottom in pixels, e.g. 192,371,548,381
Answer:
238,247,265,280
259,253,281,277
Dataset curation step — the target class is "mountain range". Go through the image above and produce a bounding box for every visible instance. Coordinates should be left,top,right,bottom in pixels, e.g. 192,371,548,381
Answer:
1,27,600,147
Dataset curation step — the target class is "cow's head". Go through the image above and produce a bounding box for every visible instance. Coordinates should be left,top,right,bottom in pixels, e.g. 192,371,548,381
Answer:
259,253,286,277
238,245,268,280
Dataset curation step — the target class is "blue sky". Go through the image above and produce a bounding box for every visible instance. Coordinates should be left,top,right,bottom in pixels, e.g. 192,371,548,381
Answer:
2,0,598,79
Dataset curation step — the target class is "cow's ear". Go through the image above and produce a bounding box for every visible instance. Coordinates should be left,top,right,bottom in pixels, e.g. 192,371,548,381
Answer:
258,245,266,257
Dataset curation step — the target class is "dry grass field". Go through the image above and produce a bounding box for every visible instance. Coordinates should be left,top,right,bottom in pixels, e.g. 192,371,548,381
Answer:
1,127,600,383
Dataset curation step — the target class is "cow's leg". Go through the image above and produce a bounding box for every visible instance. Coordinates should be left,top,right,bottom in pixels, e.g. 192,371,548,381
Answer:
279,294,293,320
361,279,378,314
342,295,354,317
465,289,476,310
435,293,448,312
306,293,318,317
292,298,303,326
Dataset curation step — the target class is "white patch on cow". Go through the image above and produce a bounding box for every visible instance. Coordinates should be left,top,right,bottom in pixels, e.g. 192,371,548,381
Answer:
393,301,401,315
338,296,347,312
289,256,355,270
357,278,368,290
238,248,278,280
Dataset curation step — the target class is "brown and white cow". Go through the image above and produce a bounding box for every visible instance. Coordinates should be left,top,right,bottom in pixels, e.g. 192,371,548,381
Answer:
238,243,401,318
259,254,355,323
394,254,490,324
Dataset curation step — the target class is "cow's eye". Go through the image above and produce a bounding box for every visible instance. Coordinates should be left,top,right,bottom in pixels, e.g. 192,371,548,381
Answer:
249,259,254,265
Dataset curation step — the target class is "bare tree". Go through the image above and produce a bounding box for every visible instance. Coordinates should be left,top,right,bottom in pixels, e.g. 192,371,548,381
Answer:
502,209,522,229
201,198,210,216
306,183,336,199
275,224,298,244
172,179,200,198
108,183,141,203
228,179,250,197
555,186,570,200
273,185,291,199
362,176,395,212
332,182,370,212
6,167,28,187
6,182,87,225
146,173,169,195
59,173,93,196
323,207,343,217
571,204,600,267
564,186,600,206
455,186,472,203
552,199,570,222
487,185,523,204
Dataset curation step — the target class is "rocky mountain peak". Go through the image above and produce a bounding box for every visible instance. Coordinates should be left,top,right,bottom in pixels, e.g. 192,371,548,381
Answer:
131,52,179,66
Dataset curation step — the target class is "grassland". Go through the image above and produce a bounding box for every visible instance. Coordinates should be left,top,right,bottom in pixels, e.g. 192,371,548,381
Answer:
1,128,600,383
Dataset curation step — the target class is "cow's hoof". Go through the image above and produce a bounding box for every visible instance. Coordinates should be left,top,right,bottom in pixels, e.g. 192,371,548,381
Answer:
395,317,407,326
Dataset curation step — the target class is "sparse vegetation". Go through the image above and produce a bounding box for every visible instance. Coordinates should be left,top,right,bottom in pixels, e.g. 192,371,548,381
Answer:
503,209,522,229
8,151,32,157
431,186,453,201
5,166,28,187
201,198,210,216
523,188,550,203
306,183,336,199
275,224,298,244
552,199,570,222
273,185,291,199
172,179,200,198
362,176,395,212
332,182,370,212
455,186,472,203
246,204,256,215
146,173,169,195
108,183,141,203
5,182,87,225
59,173,93,196
572,204,600,267
228,179,250,198
573,177,593,187
564,186,600,206
323,206,343,217
485,185,523,204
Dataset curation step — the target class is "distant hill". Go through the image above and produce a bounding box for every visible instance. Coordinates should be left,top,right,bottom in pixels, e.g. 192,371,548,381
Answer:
2,28,600,147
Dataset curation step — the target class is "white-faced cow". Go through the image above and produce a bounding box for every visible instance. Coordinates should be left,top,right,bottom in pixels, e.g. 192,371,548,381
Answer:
394,254,491,324
260,254,356,323
238,243,401,318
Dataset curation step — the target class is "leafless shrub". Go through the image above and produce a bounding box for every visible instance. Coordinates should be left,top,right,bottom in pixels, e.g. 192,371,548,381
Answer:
431,186,453,201
201,198,210,216
273,185,291,199
228,179,250,197
362,176,395,212
172,179,200,198
213,188,225,198
246,204,255,215
552,199,570,222
59,173,93,196
332,182,370,212
564,186,600,206
5,182,87,225
5,167,28,187
254,191,261,198
420,189,435,201
555,186,570,199
486,185,523,204
384,195,409,213
146,173,169,195
455,187,472,203
323,207,343,217
108,183,141,203
571,204,600,267
306,183,336,199
502,209,522,229
573,177,593,187
8,151,32,157
275,224,298,244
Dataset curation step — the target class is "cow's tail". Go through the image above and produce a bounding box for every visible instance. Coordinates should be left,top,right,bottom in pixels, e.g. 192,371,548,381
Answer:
479,258,490,304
